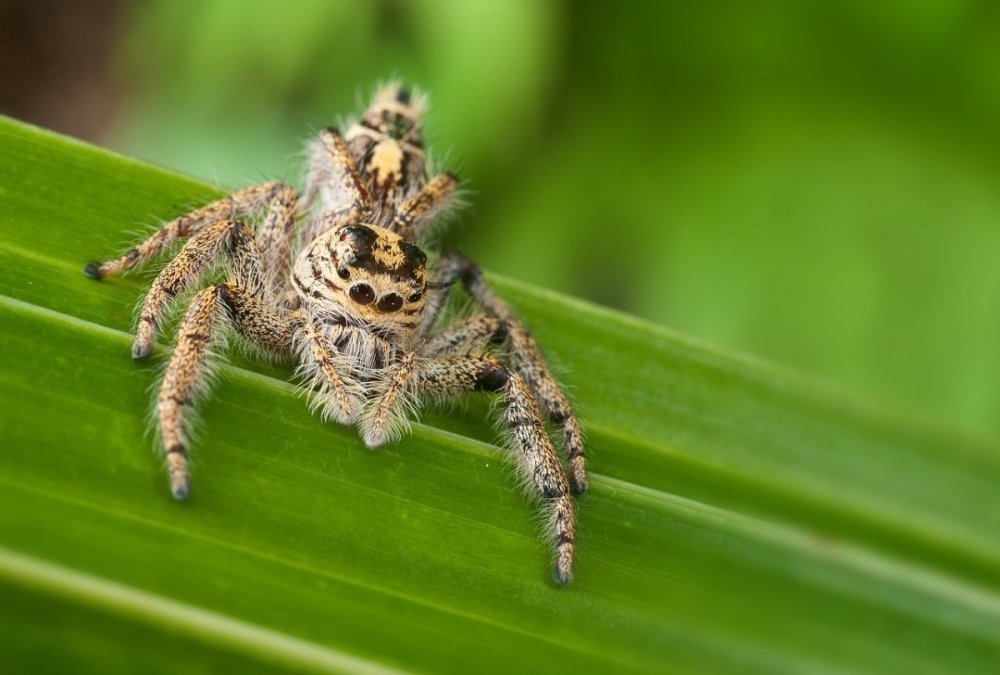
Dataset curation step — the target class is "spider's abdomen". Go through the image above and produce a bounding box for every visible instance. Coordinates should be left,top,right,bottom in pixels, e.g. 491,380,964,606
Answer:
346,84,428,219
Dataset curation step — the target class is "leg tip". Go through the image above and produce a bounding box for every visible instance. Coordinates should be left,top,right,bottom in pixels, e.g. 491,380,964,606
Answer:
361,429,384,450
571,475,588,496
82,262,103,280
170,477,190,501
552,564,574,587
132,341,152,360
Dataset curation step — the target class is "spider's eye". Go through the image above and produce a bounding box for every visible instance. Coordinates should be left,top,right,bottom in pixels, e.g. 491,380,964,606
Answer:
407,291,422,303
377,293,403,313
349,283,375,305
337,266,350,281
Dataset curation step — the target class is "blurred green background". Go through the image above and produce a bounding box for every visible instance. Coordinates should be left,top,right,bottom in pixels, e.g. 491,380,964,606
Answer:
4,0,1000,438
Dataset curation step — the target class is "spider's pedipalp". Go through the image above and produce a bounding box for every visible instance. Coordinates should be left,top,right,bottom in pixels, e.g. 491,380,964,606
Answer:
293,316,373,426
359,351,418,448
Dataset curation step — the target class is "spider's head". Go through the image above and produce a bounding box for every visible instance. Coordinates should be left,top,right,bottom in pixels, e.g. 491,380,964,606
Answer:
305,224,428,326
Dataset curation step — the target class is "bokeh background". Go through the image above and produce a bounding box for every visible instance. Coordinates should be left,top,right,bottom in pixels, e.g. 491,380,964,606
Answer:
4,0,1000,439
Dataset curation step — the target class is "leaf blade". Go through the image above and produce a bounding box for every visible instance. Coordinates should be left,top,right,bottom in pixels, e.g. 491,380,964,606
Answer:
2,115,1000,674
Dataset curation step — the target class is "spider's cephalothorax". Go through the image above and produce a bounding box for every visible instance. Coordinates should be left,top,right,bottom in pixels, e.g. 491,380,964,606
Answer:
293,224,429,331
83,83,587,586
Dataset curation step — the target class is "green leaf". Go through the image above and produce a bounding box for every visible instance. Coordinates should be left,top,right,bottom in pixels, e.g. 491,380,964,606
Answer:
1,115,999,674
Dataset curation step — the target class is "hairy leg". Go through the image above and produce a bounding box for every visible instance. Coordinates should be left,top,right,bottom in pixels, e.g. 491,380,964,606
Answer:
362,353,576,585
131,219,266,359
84,182,294,280
299,128,373,248
427,252,588,493
419,314,501,358
254,184,299,288
392,172,458,243
158,282,293,500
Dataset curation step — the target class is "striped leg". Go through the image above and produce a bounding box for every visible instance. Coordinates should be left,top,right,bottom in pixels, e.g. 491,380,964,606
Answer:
419,314,501,358
131,219,266,359
362,353,576,585
430,252,588,494
158,282,293,500
392,172,458,243
83,182,295,280
300,128,373,248
255,184,299,288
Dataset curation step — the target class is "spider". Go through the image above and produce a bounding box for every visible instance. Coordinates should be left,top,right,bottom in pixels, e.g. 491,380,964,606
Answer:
83,84,587,585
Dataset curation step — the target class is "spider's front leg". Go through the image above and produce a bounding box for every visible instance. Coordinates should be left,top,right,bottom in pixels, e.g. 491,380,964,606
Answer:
361,353,576,585
83,182,296,280
427,253,588,494
84,180,297,358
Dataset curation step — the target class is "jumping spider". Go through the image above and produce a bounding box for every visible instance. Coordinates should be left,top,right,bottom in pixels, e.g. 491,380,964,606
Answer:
83,84,587,585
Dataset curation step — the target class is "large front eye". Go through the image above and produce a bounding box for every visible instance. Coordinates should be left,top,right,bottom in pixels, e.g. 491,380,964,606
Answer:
349,283,375,305
377,293,403,313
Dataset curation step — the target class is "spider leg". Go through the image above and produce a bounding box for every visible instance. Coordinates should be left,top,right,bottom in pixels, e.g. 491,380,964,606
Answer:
131,219,266,358
391,172,458,243
428,252,588,494
254,184,299,288
419,314,501,358
300,128,373,248
361,353,576,585
152,223,292,498
84,182,295,280
158,282,293,500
